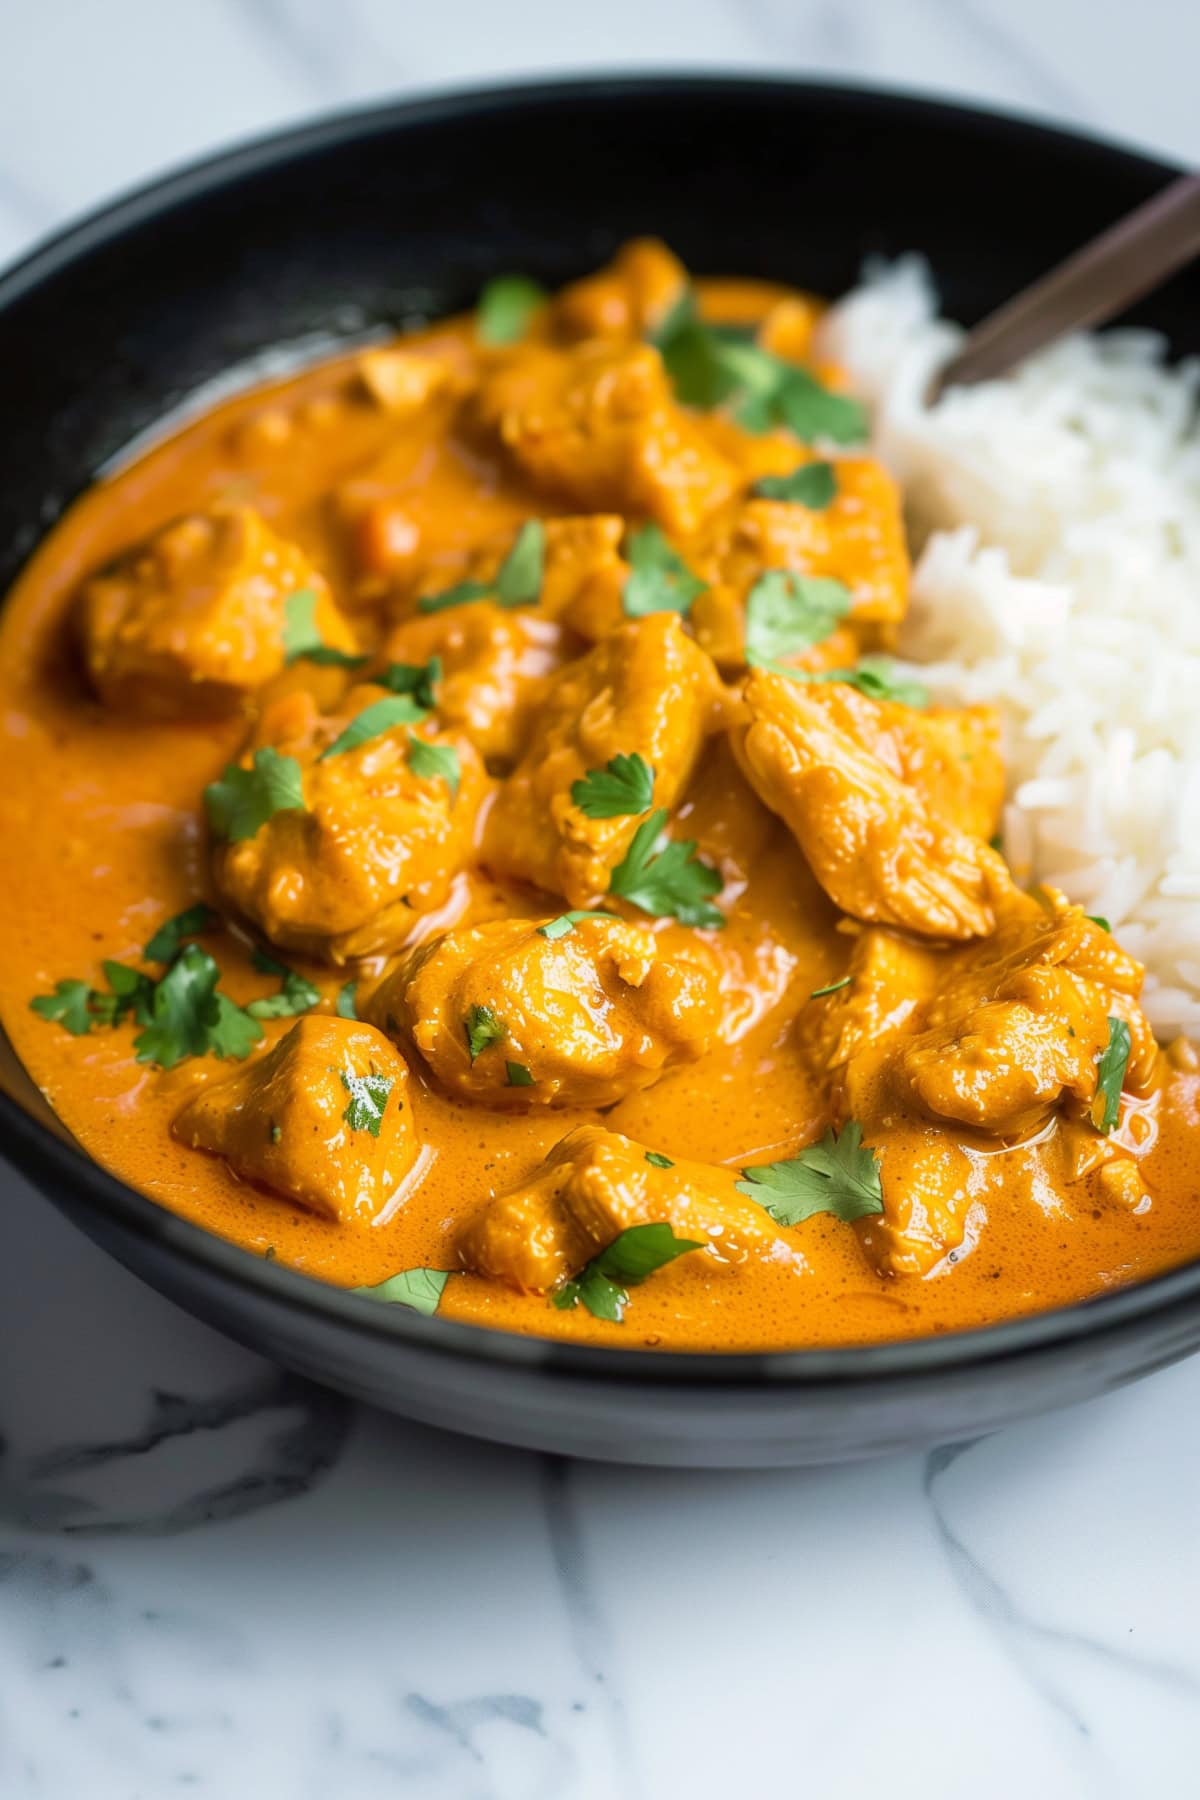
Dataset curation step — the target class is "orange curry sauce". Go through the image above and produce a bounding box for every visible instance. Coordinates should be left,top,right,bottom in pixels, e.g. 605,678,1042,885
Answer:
1,242,1197,1351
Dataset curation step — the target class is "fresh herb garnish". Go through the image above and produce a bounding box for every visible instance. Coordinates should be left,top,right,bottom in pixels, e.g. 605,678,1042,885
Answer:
144,905,219,964
320,696,428,760
774,656,929,707
622,524,707,619
30,979,100,1037
1088,915,1112,933
736,1121,884,1225
551,1222,703,1322
810,976,852,998
134,944,262,1070
406,734,461,799
1093,1017,1132,1134
751,461,838,507
505,1060,535,1088
571,752,655,819
205,747,306,842
339,1066,394,1136
353,1267,450,1315
644,1151,674,1169
609,809,723,929
744,571,852,667
418,521,545,614
465,1004,505,1062
281,590,366,669
246,964,321,1020
477,275,546,345
336,980,358,1020
538,911,620,940
378,657,442,709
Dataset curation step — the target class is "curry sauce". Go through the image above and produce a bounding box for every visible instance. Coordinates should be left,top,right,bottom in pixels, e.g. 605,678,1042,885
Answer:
2,240,1197,1352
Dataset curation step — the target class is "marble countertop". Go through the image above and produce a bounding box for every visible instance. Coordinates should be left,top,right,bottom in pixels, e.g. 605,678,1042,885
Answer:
1,4,1198,1796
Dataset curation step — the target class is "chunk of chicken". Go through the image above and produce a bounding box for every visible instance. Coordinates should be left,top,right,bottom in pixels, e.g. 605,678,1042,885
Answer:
550,238,689,343
482,614,727,905
173,1017,415,1225
470,339,739,536
80,505,356,716
459,1123,806,1293
212,684,486,963
356,345,450,416
735,669,1010,940
369,914,720,1109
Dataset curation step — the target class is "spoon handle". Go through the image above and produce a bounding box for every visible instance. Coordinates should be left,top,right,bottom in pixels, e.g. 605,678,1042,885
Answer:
930,171,1200,399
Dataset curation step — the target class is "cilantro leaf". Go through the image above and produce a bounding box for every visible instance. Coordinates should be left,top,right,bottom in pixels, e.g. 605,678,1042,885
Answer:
133,944,263,1070
752,461,838,507
353,1267,449,1314
775,657,929,708
551,1222,703,1322
644,1151,674,1169
340,1067,394,1136
417,579,493,616
465,1004,505,1061
736,1121,884,1225
378,657,442,709
1088,915,1112,933
477,274,546,345
505,1060,535,1088
246,965,322,1020
495,520,545,606
144,904,219,964
406,733,461,799
205,748,306,842
336,980,358,1020
538,911,619,940
622,525,707,619
1093,1017,1133,1133
320,695,427,760
282,589,366,668
609,808,723,928
100,959,156,1025
772,368,869,446
810,976,851,998
744,572,852,667
571,752,655,819
30,979,96,1036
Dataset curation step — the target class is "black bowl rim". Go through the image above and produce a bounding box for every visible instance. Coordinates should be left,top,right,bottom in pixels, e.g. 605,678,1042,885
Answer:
1,70,1194,1390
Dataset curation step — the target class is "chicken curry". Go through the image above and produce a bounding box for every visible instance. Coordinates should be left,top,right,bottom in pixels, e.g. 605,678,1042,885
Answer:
2,240,1198,1351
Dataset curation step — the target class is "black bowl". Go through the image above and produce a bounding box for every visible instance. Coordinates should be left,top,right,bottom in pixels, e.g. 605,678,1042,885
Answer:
3,75,1198,1468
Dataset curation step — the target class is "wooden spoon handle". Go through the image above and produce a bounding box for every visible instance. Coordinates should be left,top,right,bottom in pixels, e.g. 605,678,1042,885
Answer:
930,172,1200,400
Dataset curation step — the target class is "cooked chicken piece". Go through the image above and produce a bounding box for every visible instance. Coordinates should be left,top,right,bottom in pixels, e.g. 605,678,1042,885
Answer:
757,294,825,363
459,1123,806,1293
482,614,727,905
799,926,943,1081
173,1017,416,1225
379,604,570,765
470,339,739,536
356,345,450,416
550,238,689,343
212,684,486,963
80,505,356,716
369,914,719,1109
735,669,1010,940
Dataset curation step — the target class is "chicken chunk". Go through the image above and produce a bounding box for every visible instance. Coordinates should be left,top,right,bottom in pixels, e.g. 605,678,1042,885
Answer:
482,614,727,905
459,1123,806,1293
173,1017,416,1225
80,505,356,716
356,345,450,416
551,238,689,343
470,339,739,536
212,684,486,963
369,914,720,1109
735,669,1010,940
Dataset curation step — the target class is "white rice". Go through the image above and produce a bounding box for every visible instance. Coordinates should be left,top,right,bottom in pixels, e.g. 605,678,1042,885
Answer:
819,259,1200,1038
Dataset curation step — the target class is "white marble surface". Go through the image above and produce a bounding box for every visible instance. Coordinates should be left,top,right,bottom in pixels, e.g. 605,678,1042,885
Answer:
1,4,1199,1797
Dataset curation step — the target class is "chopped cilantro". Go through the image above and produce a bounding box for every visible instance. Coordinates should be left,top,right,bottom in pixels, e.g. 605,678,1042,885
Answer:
752,461,838,507
205,747,306,842
134,944,263,1070
477,274,546,345
320,696,428,760
551,1222,703,1322
810,976,852,999
336,980,358,1020
505,1060,535,1087
417,578,493,616
644,1151,674,1169
377,656,442,709
30,979,96,1037
281,589,366,668
622,524,707,619
353,1267,450,1315
465,1004,505,1062
775,657,929,707
571,751,655,819
495,520,545,606
538,911,619,940
744,571,852,667
736,1121,884,1226
609,808,723,928
339,1066,394,1137
1088,915,1112,933
1093,1017,1132,1134
406,733,461,799
144,904,218,964
246,965,321,1020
